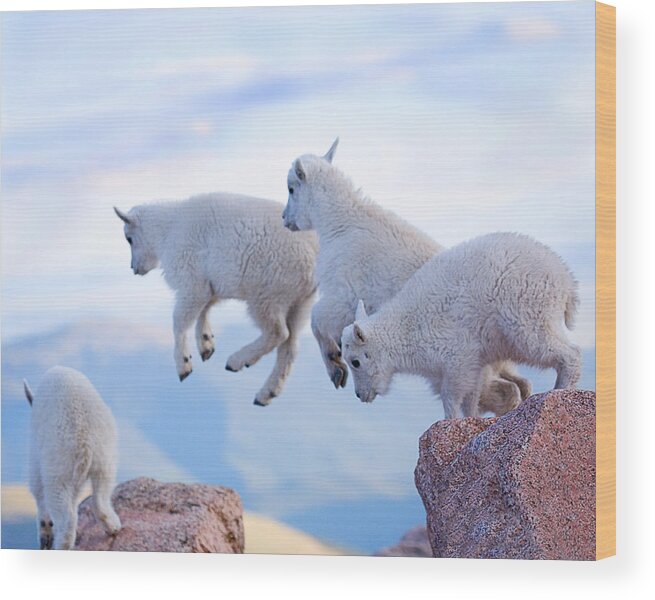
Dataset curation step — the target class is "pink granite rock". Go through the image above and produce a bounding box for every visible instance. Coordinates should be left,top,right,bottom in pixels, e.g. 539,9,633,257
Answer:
415,390,596,560
75,477,244,553
374,526,433,557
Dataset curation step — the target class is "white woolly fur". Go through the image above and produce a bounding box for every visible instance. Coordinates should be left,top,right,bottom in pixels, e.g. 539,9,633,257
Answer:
23,366,121,550
283,141,530,415
115,192,318,406
342,232,581,419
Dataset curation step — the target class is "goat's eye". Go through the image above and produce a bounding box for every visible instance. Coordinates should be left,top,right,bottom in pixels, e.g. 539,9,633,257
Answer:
351,359,360,369
48,520,53,527
288,187,294,195
127,237,133,245
40,520,46,528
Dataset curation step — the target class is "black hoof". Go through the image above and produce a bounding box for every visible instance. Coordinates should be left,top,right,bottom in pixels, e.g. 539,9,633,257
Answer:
225,364,237,372
201,348,214,362
179,371,191,382
244,363,250,368
331,367,347,389
253,398,269,407
40,535,53,550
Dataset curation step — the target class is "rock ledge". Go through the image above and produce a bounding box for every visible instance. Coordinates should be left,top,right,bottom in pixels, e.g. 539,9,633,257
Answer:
75,477,244,553
415,389,596,560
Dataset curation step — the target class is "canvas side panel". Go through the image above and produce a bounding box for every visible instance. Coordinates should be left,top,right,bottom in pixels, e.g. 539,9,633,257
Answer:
595,0,616,561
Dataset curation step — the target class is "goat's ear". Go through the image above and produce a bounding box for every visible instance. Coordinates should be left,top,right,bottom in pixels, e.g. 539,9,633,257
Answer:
294,159,306,182
113,206,131,224
323,138,339,163
354,323,366,344
355,299,368,321
23,380,34,407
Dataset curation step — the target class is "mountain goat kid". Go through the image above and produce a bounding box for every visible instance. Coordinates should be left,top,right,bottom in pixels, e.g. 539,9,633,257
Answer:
342,232,582,420
24,366,121,550
282,140,530,416
114,193,318,406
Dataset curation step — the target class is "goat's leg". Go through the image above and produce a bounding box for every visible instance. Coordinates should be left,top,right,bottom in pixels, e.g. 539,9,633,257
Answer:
440,361,483,419
46,486,78,550
253,294,313,406
311,299,351,389
30,468,54,550
195,298,220,362
478,365,522,416
225,309,289,373
509,323,582,390
173,291,210,381
495,361,532,401
90,467,121,536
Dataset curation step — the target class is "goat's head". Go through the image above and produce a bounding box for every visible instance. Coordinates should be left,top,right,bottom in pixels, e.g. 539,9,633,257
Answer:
114,207,159,276
341,300,392,404
283,138,339,231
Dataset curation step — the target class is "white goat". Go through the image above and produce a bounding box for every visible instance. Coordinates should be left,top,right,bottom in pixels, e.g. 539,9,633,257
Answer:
282,140,530,415
23,366,121,550
342,232,582,419
114,193,318,406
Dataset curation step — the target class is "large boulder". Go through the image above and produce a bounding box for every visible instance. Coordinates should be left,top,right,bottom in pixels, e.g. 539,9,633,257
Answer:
374,526,432,557
75,477,244,553
415,390,596,560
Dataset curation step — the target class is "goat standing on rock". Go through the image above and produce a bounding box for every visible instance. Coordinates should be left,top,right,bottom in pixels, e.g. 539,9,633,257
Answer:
282,140,531,416
24,366,121,550
115,193,318,406
342,232,582,419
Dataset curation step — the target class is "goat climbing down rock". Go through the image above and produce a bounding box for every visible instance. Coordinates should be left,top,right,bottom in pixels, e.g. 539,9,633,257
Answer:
24,366,121,550
114,193,318,406
342,232,582,420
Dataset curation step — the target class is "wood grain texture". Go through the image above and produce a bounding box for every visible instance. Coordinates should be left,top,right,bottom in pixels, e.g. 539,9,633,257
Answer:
595,1,616,560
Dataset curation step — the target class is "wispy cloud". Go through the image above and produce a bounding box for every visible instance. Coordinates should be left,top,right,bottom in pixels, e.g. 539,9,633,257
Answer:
2,2,596,348
505,16,561,42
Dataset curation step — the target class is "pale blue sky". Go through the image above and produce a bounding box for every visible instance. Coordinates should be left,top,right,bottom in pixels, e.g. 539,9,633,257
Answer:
1,2,598,553
1,2,596,347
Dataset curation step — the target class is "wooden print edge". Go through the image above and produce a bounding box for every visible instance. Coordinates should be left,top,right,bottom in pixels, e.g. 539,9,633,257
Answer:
595,1,616,560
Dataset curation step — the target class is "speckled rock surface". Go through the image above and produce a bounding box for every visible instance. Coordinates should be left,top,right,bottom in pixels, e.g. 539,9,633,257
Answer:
415,390,596,560
75,477,244,553
374,526,433,557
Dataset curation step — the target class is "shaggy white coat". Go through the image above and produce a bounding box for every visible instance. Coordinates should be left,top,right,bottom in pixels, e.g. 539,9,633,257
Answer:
283,141,530,415
342,232,582,419
24,366,121,550
115,193,318,406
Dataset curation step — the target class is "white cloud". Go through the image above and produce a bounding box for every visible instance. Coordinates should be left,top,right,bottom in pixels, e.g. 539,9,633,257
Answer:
1,2,596,350
147,55,259,79
505,17,561,42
